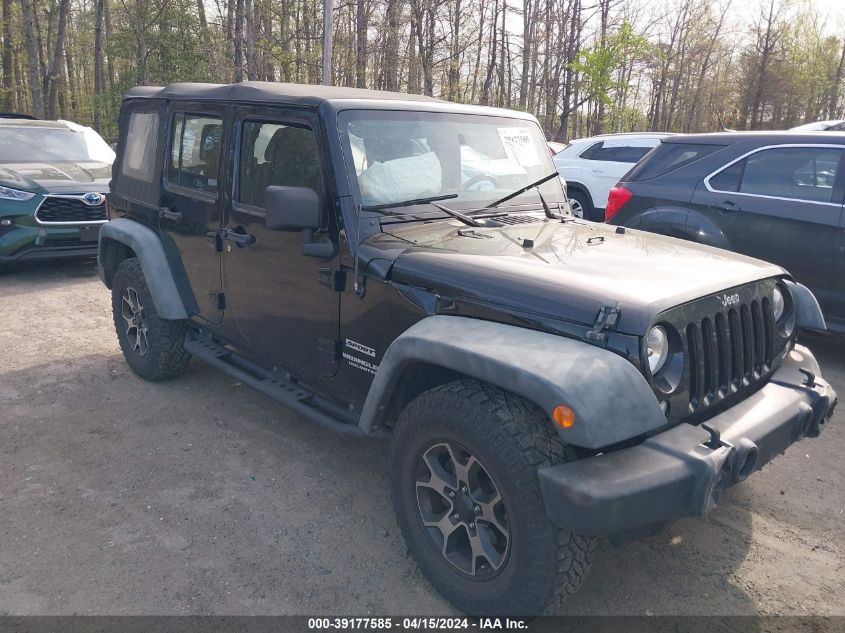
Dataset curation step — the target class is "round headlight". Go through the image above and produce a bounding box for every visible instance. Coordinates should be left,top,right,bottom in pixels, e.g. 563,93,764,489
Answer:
772,286,785,321
646,326,669,374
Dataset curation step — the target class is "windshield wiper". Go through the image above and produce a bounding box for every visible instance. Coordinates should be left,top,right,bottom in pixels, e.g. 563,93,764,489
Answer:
485,172,561,209
361,193,458,212
430,202,482,227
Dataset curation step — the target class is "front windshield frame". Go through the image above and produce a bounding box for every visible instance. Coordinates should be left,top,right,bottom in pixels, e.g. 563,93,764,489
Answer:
336,109,564,216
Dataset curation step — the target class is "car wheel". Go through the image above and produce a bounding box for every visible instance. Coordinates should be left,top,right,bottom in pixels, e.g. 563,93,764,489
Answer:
390,380,596,616
567,190,592,220
111,257,192,381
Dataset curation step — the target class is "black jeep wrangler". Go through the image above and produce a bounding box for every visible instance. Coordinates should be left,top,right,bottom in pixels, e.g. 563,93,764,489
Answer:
99,82,837,616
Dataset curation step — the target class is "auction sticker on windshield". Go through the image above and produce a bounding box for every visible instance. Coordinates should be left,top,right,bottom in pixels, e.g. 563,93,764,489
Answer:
498,127,540,167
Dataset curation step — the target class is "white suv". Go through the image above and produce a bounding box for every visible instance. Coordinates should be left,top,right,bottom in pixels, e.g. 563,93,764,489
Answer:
553,133,672,220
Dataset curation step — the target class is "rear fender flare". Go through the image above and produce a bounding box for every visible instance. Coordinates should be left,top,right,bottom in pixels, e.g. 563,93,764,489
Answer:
359,316,666,450
98,218,196,320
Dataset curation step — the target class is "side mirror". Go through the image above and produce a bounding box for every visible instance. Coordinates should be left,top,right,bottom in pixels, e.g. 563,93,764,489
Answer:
264,186,321,231
264,185,336,259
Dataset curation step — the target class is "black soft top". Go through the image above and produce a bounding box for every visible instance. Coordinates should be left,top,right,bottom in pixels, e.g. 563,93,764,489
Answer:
124,81,443,108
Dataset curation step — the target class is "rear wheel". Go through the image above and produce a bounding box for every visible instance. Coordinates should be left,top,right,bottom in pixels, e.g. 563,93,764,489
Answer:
111,257,191,381
390,380,595,616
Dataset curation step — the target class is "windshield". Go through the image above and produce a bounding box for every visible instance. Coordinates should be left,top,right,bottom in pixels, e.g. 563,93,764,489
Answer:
338,110,563,211
0,124,115,163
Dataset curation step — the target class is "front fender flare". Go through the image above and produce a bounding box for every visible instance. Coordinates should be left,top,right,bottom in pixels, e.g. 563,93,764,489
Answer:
359,316,667,450
784,280,826,330
98,218,195,320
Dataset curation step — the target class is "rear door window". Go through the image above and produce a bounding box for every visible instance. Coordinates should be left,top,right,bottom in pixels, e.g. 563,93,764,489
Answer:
626,143,723,181
580,141,653,163
710,146,843,203
168,113,223,195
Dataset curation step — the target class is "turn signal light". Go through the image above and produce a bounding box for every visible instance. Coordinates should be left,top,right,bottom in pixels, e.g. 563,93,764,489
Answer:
552,405,576,428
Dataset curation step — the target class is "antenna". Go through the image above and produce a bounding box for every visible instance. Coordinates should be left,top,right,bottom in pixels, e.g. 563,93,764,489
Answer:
353,202,365,297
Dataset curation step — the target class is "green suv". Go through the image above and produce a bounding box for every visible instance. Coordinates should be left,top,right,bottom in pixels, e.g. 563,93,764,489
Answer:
0,115,114,265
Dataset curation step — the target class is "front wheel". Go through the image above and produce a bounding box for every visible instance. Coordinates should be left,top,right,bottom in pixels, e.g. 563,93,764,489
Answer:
111,257,192,381
390,380,596,616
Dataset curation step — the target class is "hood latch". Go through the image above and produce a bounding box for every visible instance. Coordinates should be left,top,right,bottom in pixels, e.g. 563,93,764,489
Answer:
586,300,620,344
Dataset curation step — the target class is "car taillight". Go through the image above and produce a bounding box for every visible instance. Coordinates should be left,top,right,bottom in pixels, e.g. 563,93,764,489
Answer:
605,186,632,222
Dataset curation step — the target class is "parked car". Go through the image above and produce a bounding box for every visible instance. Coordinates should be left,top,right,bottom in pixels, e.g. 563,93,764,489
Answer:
553,132,672,220
791,119,845,131
547,140,567,156
99,83,836,616
0,117,114,266
606,131,845,334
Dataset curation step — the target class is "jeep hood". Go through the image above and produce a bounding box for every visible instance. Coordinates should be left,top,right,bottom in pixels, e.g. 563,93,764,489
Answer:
372,218,785,334
0,161,111,193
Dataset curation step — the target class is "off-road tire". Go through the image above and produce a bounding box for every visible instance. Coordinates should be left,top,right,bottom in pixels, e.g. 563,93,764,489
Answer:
390,380,596,616
111,257,191,381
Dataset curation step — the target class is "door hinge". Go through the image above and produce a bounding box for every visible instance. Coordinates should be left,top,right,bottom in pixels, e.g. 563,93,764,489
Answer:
318,268,347,292
586,300,620,344
206,230,223,252
317,337,341,361
211,292,226,310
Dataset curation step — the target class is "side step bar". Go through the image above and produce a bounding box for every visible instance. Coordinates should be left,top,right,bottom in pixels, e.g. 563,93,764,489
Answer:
184,331,374,437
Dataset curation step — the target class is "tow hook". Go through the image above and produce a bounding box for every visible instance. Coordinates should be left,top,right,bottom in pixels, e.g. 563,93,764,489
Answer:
799,368,816,388
701,423,727,450
701,424,758,484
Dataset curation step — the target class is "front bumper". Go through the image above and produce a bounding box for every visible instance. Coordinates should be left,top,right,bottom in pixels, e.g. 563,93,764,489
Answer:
538,344,837,536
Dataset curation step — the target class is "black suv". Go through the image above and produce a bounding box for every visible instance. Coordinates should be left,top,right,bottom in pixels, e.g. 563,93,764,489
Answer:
99,83,836,616
606,132,845,333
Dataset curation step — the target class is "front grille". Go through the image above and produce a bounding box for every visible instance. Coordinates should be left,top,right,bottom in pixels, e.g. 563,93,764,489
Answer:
495,214,545,225
685,297,775,414
36,197,107,223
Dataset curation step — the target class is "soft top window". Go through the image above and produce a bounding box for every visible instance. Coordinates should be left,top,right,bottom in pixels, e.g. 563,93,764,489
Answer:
121,112,159,183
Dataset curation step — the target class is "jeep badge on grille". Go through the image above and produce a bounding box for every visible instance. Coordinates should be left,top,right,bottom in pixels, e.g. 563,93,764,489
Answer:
719,293,740,308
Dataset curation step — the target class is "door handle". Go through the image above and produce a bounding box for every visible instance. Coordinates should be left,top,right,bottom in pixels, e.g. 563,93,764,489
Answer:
711,200,740,214
159,206,182,222
220,227,256,246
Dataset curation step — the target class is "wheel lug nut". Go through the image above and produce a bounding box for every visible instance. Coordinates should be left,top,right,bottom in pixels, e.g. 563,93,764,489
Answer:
468,522,475,529
451,513,459,520
473,505,480,513
461,486,468,494
448,491,456,499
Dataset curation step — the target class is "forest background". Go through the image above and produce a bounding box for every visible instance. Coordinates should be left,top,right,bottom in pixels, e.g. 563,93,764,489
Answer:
1,0,843,141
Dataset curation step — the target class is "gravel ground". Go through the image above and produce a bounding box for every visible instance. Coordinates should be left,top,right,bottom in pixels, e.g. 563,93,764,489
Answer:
0,258,843,616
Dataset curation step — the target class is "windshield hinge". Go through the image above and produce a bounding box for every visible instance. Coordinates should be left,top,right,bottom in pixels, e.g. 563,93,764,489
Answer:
586,300,620,344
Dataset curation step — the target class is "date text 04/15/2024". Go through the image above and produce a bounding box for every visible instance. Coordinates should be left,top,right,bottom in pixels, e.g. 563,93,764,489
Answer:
306,617,528,630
